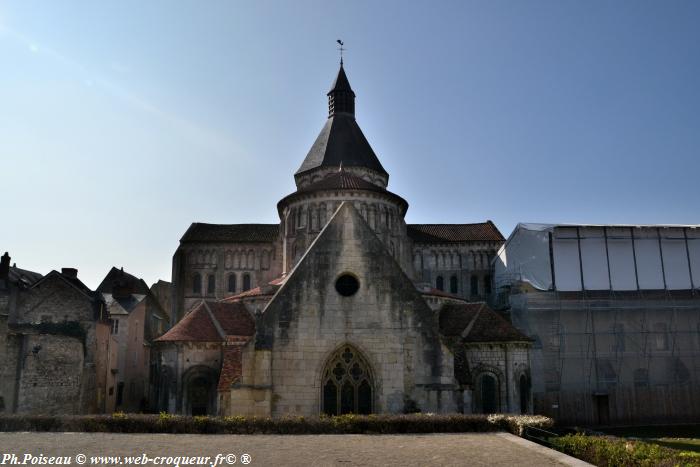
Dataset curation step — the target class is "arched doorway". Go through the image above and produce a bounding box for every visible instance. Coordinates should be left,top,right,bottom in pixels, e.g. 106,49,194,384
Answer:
475,372,499,414
182,366,217,416
321,346,374,415
519,374,530,414
189,377,210,416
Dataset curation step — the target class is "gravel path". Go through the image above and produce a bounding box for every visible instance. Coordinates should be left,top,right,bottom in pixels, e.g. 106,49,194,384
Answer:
0,432,590,466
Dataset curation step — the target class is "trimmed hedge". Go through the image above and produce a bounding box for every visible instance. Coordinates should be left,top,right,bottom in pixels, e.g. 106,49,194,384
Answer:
551,434,700,467
0,413,552,436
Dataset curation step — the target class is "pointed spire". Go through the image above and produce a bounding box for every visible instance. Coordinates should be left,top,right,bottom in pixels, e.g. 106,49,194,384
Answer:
327,63,355,117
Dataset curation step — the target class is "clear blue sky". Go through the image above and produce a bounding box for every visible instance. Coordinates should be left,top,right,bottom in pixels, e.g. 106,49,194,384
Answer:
1,1,699,289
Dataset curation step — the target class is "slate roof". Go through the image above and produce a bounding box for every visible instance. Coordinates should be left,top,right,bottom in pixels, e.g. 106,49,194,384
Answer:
296,114,388,178
439,302,531,343
328,64,354,94
180,223,279,244
103,293,147,314
155,301,255,342
97,267,151,295
407,221,504,243
7,266,43,288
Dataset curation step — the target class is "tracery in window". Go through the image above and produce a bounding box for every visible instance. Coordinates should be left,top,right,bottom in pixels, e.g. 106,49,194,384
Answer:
322,346,373,415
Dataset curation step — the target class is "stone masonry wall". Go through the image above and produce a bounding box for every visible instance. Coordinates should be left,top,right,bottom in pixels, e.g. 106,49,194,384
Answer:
16,333,84,414
259,204,457,417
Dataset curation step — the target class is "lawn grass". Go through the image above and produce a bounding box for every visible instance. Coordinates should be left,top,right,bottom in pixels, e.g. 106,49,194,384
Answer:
651,438,700,454
599,424,700,454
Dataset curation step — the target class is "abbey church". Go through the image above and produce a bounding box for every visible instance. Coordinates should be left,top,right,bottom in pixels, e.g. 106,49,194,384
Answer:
3,61,698,423
156,63,532,417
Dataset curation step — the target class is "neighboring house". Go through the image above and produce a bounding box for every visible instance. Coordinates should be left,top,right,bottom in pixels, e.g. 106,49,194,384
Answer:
0,252,109,414
0,252,43,414
150,279,173,325
494,223,700,424
97,267,169,413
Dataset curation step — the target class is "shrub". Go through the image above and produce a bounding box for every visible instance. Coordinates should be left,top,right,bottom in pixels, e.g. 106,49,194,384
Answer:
551,434,700,467
0,413,553,436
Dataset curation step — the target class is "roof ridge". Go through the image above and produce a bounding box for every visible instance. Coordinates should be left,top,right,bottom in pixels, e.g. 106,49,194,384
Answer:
202,301,227,340
408,222,494,226
460,303,485,339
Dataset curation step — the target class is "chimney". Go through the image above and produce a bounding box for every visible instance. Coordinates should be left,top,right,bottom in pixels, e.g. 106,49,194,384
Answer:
0,252,10,281
61,268,78,279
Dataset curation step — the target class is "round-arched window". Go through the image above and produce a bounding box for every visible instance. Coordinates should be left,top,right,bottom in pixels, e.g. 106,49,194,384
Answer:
335,273,359,297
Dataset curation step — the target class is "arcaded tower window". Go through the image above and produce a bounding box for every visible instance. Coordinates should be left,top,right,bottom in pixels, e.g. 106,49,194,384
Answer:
192,273,202,295
335,273,359,297
436,276,444,291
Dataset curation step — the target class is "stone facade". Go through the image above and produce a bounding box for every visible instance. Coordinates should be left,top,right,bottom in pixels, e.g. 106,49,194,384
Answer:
97,267,169,413
158,63,530,418
0,260,109,415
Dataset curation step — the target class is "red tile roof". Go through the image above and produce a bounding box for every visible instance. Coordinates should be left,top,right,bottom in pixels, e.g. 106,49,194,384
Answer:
222,286,271,300
300,170,385,193
156,303,221,342
439,303,531,343
207,301,255,336
407,221,504,243
277,170,409,215
422,288,467,300
221,276,286,301
156,301,255,342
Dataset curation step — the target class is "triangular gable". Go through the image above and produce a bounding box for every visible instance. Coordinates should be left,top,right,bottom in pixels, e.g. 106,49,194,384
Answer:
258,202,436,348
439,302,532,343
30,270,94,301
155,301,222,342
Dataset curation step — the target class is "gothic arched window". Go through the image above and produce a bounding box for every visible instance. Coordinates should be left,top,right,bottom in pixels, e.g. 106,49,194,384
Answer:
192,273,202,295
207,275,215,295
450,275,458,294
322,346,373,415
471,275,479,296
242,273,251,292
436,276,444,291
228,274,237,293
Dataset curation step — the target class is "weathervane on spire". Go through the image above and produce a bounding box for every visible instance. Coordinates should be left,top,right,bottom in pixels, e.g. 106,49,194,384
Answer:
336,39,345,65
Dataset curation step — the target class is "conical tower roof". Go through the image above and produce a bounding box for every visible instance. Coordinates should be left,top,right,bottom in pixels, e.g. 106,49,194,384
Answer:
295,64,388,179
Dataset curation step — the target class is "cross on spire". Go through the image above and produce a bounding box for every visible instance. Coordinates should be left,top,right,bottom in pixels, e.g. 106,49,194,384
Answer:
336,39,345,65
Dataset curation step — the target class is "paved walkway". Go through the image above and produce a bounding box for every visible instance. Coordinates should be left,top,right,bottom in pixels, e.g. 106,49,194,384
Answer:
0,432,591,466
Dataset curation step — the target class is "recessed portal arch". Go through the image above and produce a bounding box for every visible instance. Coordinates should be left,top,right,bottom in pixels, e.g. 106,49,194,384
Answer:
182,365,218,416
321,345,374,415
